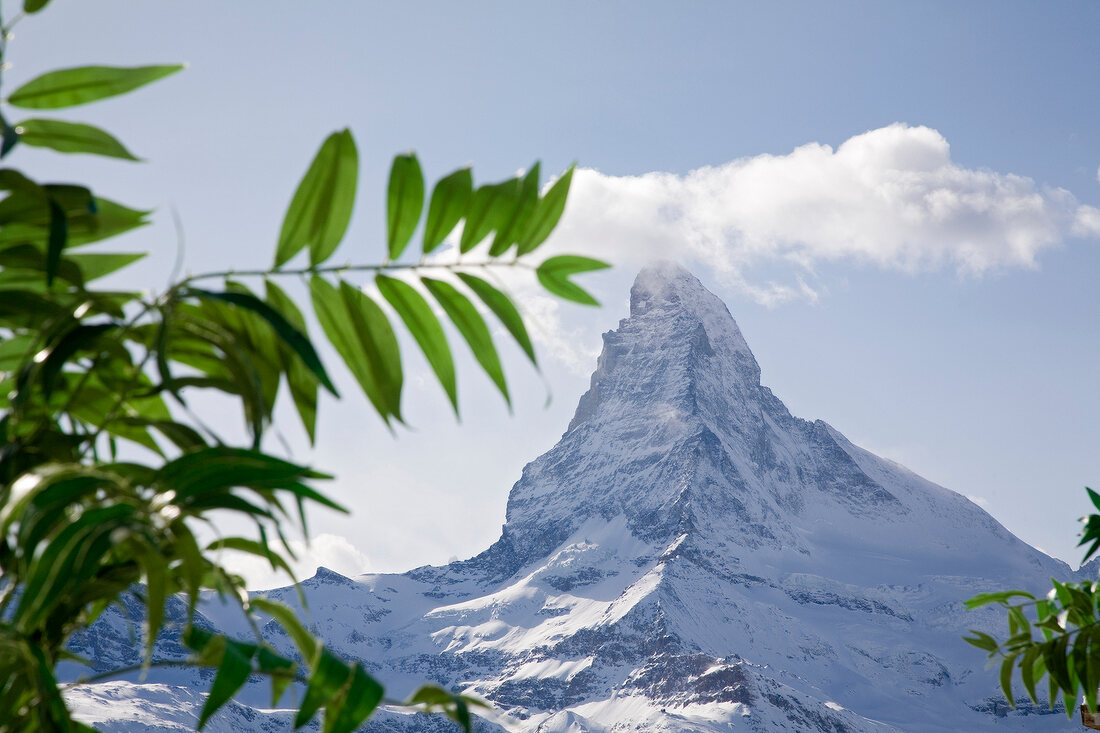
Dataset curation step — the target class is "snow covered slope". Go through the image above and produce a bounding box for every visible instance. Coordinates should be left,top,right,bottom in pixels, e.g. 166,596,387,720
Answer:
71,264,1078,731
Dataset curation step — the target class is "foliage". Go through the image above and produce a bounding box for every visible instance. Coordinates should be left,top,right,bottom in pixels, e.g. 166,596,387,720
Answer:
966,487,1100,718
0,3,608,731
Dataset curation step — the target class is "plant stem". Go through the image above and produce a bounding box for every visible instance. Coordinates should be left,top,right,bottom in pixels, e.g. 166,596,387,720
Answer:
184,259,533,285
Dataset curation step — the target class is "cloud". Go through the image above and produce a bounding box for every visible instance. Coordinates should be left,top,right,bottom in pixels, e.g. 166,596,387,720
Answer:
548,123,1095,305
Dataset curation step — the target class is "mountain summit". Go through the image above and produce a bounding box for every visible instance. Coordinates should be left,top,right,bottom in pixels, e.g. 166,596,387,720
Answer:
72,265,1076,732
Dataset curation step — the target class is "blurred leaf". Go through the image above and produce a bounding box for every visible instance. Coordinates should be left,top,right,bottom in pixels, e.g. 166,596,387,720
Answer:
256,646,297,706
141,548,168,668
456,272,535,365
1000,655,1015,707
386,153,424,261
24,0,52,12
295,646,351,728
518,164,574,255
8,65,184,109
535,255,609,306
375,274,456,412
423,167,472,253
310,277,402,422
275,130,358,267
327,664,384,733
208,537,295,581
265,280,320,443
489,162,538,256
459,178,518,253
1,117,20,158
46,197,66,286
16,119,138,160
963,630,998,653
198,639,257,730
68,252,145,282
251,598,319,664
422,277,508,406
185,287,337,396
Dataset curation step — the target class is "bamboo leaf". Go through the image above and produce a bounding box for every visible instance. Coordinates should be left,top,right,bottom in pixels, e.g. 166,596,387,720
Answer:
459,178,518,253
327,664,384,733
456,272,535,365
9,65,184,109
185,287,337,396
251,598,319,665
275,130,358,267
265,280,320,443
423,167,472,253
310,277,402,421
518,164,574,254
375,274,456,412
386,153,424,260
295,647,352,728
535,255,609,306
422,276,508,406
489,162,539,256
46,197,66,286
198,639,258,729
16,118,139,160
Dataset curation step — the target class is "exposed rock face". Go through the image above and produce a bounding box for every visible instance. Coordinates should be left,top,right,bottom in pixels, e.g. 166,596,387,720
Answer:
70,264,1077,731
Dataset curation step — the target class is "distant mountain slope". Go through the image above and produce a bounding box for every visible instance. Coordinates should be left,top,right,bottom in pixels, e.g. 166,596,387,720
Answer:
70,264,1076,732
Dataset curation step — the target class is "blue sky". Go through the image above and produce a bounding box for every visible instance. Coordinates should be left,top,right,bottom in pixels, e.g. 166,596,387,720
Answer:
17,2,1100,583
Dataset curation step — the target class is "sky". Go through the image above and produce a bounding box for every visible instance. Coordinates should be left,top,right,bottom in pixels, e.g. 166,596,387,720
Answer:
14,1,1100,585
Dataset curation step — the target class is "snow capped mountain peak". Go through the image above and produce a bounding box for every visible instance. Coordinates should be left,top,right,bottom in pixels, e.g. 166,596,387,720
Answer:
72,267,1078,733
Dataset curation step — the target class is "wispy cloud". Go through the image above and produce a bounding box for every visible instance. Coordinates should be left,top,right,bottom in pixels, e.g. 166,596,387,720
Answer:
548,123,1097,305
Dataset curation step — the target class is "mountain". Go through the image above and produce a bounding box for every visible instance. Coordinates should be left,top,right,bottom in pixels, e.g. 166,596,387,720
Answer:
69,263,1078,731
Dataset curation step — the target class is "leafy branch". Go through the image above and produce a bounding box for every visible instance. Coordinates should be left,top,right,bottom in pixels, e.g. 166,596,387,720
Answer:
0,2,609,731
965,486,1100,718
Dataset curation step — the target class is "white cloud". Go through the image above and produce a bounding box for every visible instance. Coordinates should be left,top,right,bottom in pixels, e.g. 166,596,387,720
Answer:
547,123,1095,305
967,495,991,510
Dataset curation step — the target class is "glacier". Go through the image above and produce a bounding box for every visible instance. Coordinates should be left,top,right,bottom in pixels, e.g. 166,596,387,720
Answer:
68,263,1081,731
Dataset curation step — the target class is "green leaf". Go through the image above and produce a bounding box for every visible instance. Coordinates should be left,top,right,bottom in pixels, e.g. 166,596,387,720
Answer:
518,164,574,254
275,130,358,267
963,589,1036,610
265,280,320,443
423,167,472,253
295,646,352,728
962,630,998,654
141,548,169,669
198,640,258,729
375,274,456,412
30,644,75,732
327,664,384,733
256,646,297,706
24,0,52,13
422,276,508,406
67,252,145,281
386,153,424,260
310,277,402,422
208,537,296,581
1000,654,1016,707
251,598,319,664
185,287,337,396
46,197,66,286
459,177,519,253
8,65,184,109
16,118,138,160
456,272,536,365
489,162,539,256
535,255,609,306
